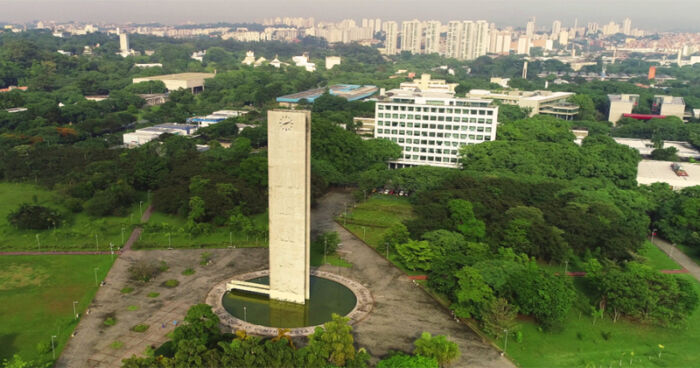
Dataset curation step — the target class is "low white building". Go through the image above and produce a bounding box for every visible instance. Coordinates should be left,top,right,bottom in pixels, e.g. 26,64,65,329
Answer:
325,56,341,69
123,123,198,148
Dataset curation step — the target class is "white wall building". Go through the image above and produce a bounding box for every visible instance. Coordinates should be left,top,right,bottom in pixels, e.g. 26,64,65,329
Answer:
123,123,198,148
424,21,442,55
383,21,399,55
401,20,422,54
325,56,342,69
374,75,498,169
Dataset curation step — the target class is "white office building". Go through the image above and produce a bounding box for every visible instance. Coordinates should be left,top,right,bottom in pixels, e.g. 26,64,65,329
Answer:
374,75,498,169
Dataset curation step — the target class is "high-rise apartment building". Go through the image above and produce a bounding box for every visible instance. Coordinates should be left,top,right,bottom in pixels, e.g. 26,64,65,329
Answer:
623,18,632,35
374,19,382,34
489,31,511,54
401,20,423,54
424,21,442,55
558,30,569,46
551,20,561,40
446,21,463,59
374,74,498,169
384,21,399,55
516,36,530,55
526,17,536,39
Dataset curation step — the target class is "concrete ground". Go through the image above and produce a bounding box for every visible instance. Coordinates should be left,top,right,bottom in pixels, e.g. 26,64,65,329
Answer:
58,189,511,368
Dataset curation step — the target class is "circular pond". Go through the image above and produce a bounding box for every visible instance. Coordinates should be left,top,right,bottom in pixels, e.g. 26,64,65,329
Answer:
222,275,357,328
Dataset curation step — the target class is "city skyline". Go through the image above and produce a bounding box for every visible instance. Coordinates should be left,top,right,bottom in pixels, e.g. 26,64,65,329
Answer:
1,0,700,32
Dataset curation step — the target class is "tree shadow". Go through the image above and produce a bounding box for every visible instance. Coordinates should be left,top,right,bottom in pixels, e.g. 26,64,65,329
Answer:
0,333,20,361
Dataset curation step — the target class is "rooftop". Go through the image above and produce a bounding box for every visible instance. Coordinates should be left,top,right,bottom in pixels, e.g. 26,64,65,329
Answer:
277,84,378,103
133,72,215,82
614,138,700,159
608,94,640,102
469,89,574,101
637,160,700,190
654,95,685,106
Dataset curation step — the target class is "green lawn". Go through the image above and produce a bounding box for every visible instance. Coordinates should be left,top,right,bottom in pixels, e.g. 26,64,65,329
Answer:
0,255,115,364
0,182,140,252
133,211,269,249
341,195,421,274
499,274,700,368
639,241,682,271
677,243,700,266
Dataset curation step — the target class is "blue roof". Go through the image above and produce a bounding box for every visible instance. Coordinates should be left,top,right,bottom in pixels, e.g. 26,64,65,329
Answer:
277,84,378,103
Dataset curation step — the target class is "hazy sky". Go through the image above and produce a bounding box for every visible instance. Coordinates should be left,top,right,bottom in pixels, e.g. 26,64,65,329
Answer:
1,0,699,32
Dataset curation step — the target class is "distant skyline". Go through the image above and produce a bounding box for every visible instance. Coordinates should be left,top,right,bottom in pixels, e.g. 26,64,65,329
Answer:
1,0,699,32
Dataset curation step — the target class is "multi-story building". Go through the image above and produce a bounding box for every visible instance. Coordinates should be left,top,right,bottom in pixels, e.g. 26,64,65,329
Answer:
526,17,536,39
446,21,463,59
608,94,639,124
424,21,442,55
383,21,399,55
401,20,422,54
551,20,562,40
653,95,686,120
374,75,498,169
467,90,579,120
623,18,632,35
489,31,512,54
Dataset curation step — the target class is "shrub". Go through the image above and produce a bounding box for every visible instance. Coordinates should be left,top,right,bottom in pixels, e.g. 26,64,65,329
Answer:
128,261,164,283
147,292,160,298
377,353,439,368
181,268,195,276
413,332,460,367
162,279,180,288
7,204,63,230
127,305,140,311
132,324,150,333
109,341,124,350
120,287,134,294
199,252,212,266
104,317,117,326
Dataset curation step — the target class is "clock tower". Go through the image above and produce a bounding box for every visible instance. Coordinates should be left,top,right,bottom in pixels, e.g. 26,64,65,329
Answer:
267,109,311,304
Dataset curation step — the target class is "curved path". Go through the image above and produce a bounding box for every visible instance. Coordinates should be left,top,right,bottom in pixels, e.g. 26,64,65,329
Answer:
651,237,700,282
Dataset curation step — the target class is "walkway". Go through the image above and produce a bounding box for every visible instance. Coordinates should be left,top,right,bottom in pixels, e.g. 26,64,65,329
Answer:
652,237,700,282
0,205,152,256
312,189,513,368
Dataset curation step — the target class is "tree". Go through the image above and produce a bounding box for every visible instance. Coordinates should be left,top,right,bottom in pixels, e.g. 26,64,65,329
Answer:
7,204,62,230
447,199,485,241
381,223,410,250
312,231,341,254
377,353,438,368
568,94,597,121
508,264,575,329
395,240,434,271
481,298,518,338
650,146,679,161
412,332,460,367
172,304,221,347
303,314,360,367
452,266,494,319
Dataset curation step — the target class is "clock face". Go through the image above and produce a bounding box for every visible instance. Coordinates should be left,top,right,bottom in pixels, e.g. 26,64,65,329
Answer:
278,115,294,131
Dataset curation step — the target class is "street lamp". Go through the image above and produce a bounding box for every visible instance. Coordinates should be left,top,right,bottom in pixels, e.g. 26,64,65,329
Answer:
139,201,143,217
362,226,366,240
502,329,508,357
109,242,114,261
73,301,78,320
95,234,99,251
121,226,125,245
324,237,327,265
36,234,40,250
243,306,247,322
51,335,57,359
94,267,99,286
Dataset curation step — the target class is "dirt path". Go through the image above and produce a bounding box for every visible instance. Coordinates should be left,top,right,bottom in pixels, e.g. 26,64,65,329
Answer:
312,189,514,368
652,237,700,282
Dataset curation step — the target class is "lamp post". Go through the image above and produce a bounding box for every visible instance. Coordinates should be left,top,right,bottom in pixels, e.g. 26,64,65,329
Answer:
362,226,366,240
139,201,143,217
73,301,78,320
95,234,98,251
243,306,247,322
51,335,57,359
121,226,125,245
36,234,40,250
94,267,99,286
651,228,658,244
109,242,114,261
564,260,569,275
502,329,508,356
324,237,327,265
385,242,389,259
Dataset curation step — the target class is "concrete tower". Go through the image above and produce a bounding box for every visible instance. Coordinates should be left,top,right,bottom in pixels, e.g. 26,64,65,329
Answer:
267,110,311,304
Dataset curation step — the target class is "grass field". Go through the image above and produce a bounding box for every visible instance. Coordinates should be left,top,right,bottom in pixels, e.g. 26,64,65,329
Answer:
133,211,269,249
341,195,419,274
639,241,682,271
0,255,115,364
0,182,140,252
498,274,700,368
677,243,700,266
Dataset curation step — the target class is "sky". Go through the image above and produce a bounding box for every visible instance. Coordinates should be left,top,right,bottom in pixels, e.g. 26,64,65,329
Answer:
1,0,699,32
